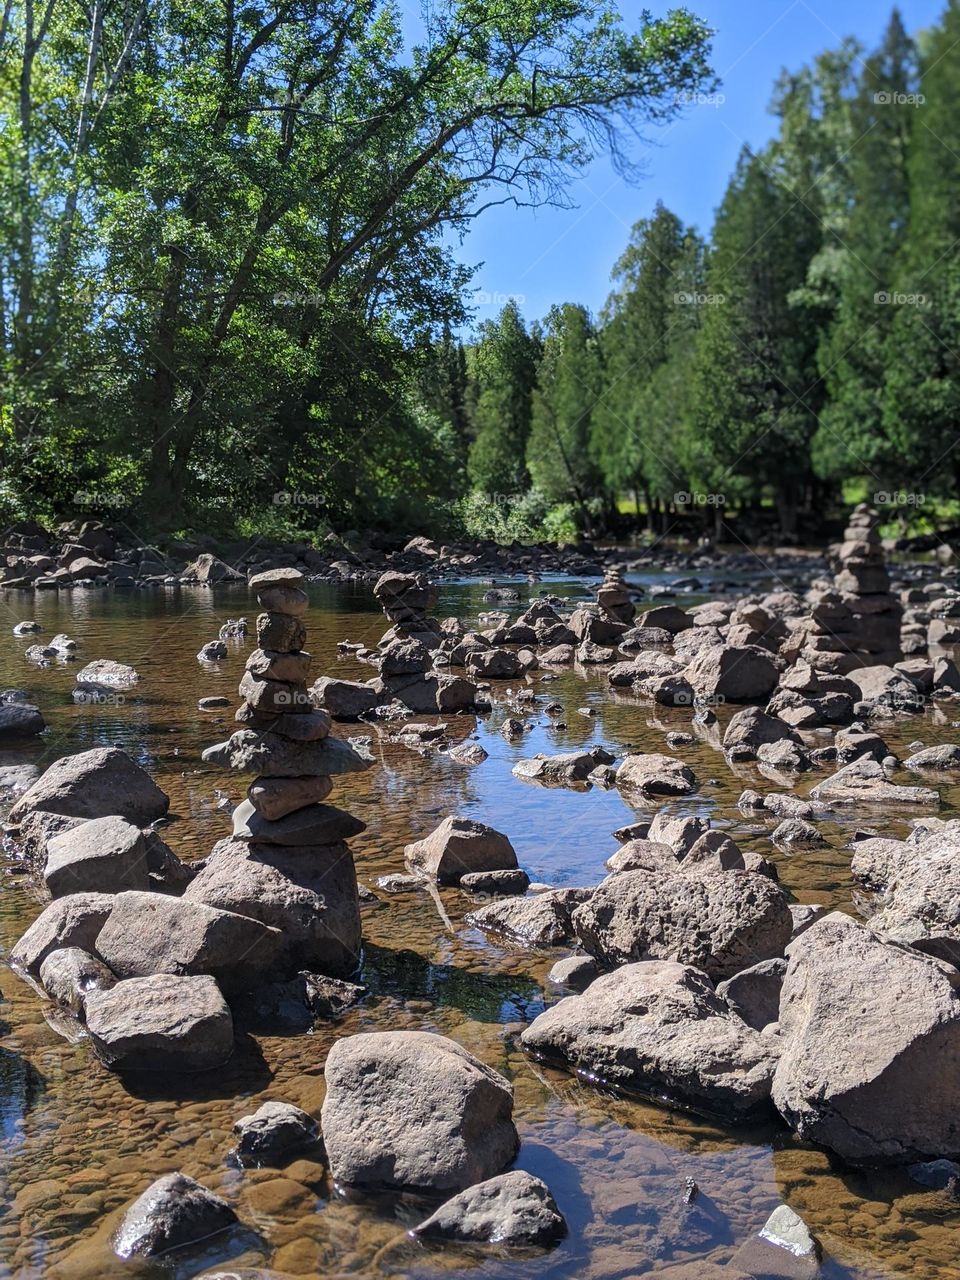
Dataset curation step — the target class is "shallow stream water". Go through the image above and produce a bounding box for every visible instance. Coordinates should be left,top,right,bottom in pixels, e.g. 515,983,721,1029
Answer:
0,578,958,1279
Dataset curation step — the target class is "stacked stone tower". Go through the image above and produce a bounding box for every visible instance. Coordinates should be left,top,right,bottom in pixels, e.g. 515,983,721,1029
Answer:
198,567,372,977
833,504,902,665
596,567,635,625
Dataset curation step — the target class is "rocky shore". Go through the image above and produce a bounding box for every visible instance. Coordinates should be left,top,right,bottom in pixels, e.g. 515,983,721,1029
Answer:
3,503,960,1275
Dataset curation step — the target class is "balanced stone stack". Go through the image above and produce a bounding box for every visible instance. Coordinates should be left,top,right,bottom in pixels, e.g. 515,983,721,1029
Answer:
833,504,902,666
374,571,440,646
596,567,635,625
198,568,372,976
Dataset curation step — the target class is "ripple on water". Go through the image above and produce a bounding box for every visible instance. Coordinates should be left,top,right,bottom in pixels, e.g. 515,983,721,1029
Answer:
0,580,958,1279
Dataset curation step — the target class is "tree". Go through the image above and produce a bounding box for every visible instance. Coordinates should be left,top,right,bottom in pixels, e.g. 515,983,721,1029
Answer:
687,144,825,533
527,302,602,521
467,301,540,494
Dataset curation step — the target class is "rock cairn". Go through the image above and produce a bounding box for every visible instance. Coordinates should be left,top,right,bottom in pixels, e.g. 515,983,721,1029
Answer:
833,504,902,665
374,570,439,645
596,567,635,625
200,567,372,976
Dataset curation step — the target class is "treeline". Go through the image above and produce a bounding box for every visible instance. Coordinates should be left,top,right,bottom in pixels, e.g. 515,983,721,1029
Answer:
426,4,960,541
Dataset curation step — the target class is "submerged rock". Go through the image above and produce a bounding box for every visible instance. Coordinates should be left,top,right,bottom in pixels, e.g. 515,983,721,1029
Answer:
615,752,697,799
321,1030,519,1192
467,889,591,947
411,1170,567,1245
233,1100,319,1165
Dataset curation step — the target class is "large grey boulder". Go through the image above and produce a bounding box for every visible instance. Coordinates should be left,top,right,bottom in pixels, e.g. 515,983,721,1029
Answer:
684,645,779,702
404,816,517,885
723,708,801,761
0,702,45,737
86,974,234,1073
868,843,960,964
114,1171,238,1257
716,957,786,1031
183,840,361,977
615,753,697,799
512,746,615,786
321,1030,518,1192
201,729,371,777
8,747,169,825
572,869,791,981
95,891,284,992
310,676,379,719
521,961,778,1119
10,892,114,977
410,1170,567,1245
773,912,960,1163
43,815,151,898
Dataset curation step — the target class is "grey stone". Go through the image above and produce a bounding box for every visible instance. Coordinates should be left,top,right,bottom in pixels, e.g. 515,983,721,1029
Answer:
404,816,517,885
9,747,169,825
201,729,372,777
231,797,364,845
44,815,151,897
114,1171,238,1257
410,1170,567,1245
39,946,116,1016
88,974,234,1074
10,892,114,977
233,1100,319,1165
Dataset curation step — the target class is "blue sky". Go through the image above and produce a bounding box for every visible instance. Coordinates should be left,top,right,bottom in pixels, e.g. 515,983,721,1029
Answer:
457,0,945,330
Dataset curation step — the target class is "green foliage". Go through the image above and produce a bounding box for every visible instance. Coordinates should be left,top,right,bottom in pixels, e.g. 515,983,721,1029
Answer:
467,302,541,493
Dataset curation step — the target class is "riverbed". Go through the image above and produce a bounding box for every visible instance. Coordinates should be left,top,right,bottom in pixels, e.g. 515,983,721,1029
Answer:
0,578,958,1280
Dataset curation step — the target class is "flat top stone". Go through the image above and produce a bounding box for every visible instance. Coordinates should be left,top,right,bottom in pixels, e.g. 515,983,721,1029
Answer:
248,567,305,590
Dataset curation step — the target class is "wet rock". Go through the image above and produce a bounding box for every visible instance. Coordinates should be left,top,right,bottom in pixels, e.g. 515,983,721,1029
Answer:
198,696,230,710
522,961,778,1118
905,743,960,770
0,761,40,796
0,701,45,737
410,1170,567,1245
615,752,697,798
9,746,169,825
459,868,530,896
731,1204,822,1279
231,797,364,845
773,912,960,1163
88,974,234,1073
467,889,590,947
197,640,228,662
771,818,824,847
717,958,786,1031
321,1030,519,1192
75,659,139,690
404,816,518,885
39,946,116,1016
810,758,940,808
95,891,284,992
201,729,372,777
604,838,677,873
12,620,42,635
114,1171,238,1257
756,739,809,771
547,954,600,990
572,869,791,981
849,835,912,890
685,645,780,702
184,840,361,978
10,892,114,977
43,815,151,898
512,745,615,786
648,813,710,857
908,1158,960,1190
448,741,488,766
233,1101,319,1165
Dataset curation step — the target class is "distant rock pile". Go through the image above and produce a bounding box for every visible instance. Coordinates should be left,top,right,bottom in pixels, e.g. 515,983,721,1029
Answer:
596,566,635,625
834,503,903,666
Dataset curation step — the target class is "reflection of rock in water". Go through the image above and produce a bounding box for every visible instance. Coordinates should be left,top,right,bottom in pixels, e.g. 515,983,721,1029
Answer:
0,1047,45,1143
363,943,545,1025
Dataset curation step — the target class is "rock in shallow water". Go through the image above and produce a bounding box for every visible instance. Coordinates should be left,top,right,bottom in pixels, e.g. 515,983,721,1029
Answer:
521,961,778,1119
404,815,518,885
114,1171,238,1257
467,889,592,947
9,746,169,825
233,1100,319,1165
410,1170,567,1245
43,815,151,898
86,973,234,1073
39,945,116,1016
321,1030,518,1192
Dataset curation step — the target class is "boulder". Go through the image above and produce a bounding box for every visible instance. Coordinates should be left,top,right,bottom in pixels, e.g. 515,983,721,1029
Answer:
648,813,710,858
183,840,361,978
310,676,378,719
547,954,600,991
9,747,169,825
95,891,284,992
233,1100,319,1165
716,958,786,1031
0,702,45,737
521,961,778,1119
851,664,924,712
810,758,940,808
43,815,151,898
905,743,960,770
321,1031,519,1192
512,746,615,786
615,753,697,799
182,553,244,583
10,892,114,977
773,912,960,1162
249,567,304,590
75,659,139,689
685,645,779,702
572,870,791,982
114,1171,238,1258
411,1170,567,1245
467,889,591,947
723,708,801,761
404,816,517,885
256,612,306,652
868,842,960,964
87,974,234,1073
39,946,116,1016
